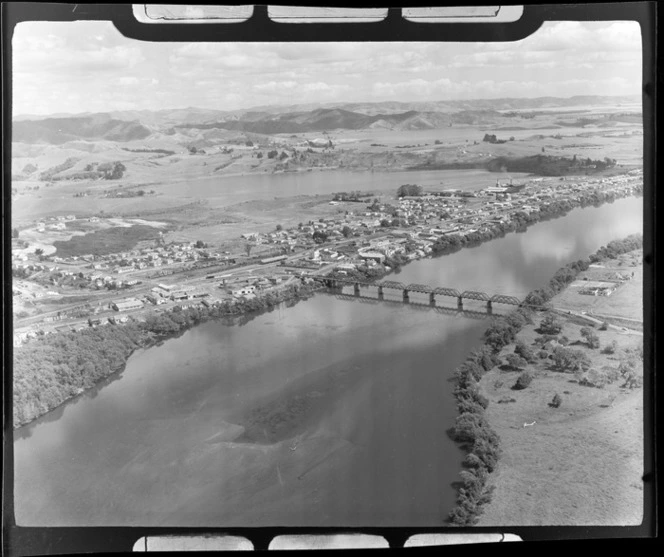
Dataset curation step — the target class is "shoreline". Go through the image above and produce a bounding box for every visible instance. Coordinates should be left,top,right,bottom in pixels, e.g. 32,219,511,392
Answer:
13,188,642,429
446,234,643,525
12,282,321,429
329,187,641,285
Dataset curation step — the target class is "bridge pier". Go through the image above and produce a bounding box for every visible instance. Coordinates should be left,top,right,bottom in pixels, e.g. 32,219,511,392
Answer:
486,300,493,314
378,285,384,300
457,297,463,310
429,292,436,306
354,283,361,296
403,289,410,303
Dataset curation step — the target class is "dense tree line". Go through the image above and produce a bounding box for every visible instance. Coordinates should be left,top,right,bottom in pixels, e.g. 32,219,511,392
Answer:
589,234,643,262
524,233,642,307
332,191,372,202
485,154,617,176
396,184,423,198
38,157,80,181
13,283,318,428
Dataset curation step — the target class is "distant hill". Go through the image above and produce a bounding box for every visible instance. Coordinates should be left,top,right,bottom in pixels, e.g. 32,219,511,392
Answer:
174,108,464,134
13,115,152,144
13,95,641,144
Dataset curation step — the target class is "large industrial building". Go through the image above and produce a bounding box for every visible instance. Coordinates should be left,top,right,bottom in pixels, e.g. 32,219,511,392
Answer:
111,298,144,312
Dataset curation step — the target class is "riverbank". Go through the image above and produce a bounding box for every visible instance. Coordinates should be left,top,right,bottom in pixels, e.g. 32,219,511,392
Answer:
474,248,644,525
330,184,642,285
445,235,643,525
13,189,642,428
12,281,320,428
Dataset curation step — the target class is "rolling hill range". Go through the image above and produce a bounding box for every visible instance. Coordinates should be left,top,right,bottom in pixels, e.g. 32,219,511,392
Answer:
173,108,456,134
12,95,641,146
13,116,152,145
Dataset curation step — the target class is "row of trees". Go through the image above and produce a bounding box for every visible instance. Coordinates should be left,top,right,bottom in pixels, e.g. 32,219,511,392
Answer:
332,191,372,202
485,154,617,176
525,233,642,307
448,305,534,525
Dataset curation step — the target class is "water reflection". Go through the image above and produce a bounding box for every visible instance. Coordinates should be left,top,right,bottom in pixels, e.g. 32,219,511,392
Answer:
14,195,643,527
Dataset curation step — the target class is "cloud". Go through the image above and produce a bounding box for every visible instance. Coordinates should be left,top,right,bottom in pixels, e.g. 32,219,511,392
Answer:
10,20,645,116
254,80,298,93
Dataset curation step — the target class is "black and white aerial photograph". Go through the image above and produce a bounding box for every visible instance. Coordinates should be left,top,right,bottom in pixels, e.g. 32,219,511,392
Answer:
8,6,649,538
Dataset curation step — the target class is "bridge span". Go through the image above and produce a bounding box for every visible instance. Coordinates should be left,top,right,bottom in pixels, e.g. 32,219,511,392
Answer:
304,275,523,313
331,292,499,320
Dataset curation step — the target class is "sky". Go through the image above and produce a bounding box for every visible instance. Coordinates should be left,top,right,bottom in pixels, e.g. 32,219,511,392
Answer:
12,20,643,117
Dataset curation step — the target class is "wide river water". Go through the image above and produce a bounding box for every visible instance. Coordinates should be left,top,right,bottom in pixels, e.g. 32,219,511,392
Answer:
13,195,643,527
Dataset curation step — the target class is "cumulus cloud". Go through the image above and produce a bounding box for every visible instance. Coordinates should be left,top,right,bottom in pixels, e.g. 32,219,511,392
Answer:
11,20,644,116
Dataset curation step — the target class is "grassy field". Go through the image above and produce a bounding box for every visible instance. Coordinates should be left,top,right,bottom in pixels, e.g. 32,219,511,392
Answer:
553,250,643,323
476,277,645,526
53,224,162,257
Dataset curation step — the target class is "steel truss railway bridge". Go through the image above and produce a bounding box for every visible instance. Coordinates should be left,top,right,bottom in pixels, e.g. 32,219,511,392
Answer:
306,275,523,313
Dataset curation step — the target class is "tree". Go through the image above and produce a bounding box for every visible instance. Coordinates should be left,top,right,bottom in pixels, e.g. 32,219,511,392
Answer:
514,340,536,363
256,151,263,159
601,340,618,354
34,248,44,256
504,354,527,371
188,145,197,154
512,372,533,390
342,225,352,238
195,240,206,249
549,393,563,408
538,313,562,335
580,327,600,349
245,243,253,257
552,346,591,372
484,320,517,353
276,224,283,231
267,150,278,159
312,230,328,244
396,184,423,198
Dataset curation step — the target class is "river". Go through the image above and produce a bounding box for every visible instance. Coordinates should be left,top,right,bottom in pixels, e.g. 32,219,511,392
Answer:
13,195,643,527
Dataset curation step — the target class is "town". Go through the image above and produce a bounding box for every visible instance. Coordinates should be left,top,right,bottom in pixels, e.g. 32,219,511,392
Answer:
12,169,642,347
